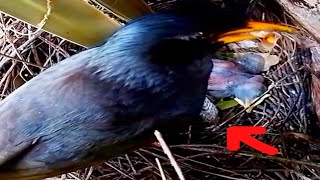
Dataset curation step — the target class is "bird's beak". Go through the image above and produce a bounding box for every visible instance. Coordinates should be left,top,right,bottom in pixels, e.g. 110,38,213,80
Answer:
235,97,257,113
234,98,252,110
243,99,252,110
235,93,271,113
217,21,295,44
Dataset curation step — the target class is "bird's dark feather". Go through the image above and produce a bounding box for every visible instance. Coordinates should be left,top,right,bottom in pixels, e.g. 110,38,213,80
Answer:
0,12,214,179
0,0,255,177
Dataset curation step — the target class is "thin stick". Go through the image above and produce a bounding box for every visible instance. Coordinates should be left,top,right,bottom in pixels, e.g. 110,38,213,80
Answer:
156,158,166,180
0,53,45,68
154,130,185,180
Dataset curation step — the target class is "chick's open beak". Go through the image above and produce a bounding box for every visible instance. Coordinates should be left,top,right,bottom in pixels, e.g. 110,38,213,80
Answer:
234,97,258,113
234,98,252,110
217,21,295,44
234,93,271,113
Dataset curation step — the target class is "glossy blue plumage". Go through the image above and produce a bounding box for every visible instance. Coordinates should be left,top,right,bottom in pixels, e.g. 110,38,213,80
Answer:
0,0,255,178
0,13,214,179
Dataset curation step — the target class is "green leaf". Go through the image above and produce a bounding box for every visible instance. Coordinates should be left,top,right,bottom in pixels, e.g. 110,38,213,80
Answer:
216,99,239,110
0,0,123,47
93,0,153,21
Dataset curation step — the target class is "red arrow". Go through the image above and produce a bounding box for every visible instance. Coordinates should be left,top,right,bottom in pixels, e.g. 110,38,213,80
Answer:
227,126,278,155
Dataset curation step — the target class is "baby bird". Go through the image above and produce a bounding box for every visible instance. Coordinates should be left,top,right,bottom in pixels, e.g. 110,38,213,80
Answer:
207,54,267,110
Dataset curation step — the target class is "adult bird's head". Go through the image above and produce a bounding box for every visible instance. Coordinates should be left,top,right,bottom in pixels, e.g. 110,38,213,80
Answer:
100,1,294,72
162,0,295,45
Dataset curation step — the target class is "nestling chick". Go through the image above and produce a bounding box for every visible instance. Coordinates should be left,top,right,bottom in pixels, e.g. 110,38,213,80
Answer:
236,53,265,74
233,76,267,109
207,58,267,110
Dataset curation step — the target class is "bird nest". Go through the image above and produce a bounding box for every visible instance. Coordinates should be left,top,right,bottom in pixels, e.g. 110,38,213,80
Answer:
0,0,319,179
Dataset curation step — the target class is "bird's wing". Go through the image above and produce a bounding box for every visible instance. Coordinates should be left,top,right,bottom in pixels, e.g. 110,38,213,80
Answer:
0,49,161,179
0,138,39,166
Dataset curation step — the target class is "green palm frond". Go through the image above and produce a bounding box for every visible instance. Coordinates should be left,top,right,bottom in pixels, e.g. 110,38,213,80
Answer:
0,0,152,47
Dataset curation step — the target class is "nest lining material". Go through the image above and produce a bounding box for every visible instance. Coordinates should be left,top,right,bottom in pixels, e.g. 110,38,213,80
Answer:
0,0,318,179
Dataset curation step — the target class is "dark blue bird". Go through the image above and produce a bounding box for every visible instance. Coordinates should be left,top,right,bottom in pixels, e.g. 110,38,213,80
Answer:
0,1,294,179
